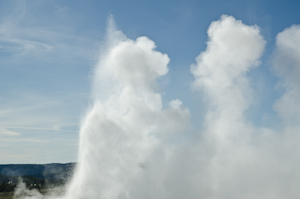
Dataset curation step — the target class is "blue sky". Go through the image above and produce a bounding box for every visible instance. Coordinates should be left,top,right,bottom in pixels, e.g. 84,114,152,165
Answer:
1,0,300,164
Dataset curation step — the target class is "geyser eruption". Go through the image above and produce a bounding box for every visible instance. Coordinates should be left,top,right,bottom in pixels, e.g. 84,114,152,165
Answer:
65,16,190,199
15,15,300,199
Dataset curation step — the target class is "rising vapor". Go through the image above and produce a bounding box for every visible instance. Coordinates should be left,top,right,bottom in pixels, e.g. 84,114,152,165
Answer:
14,15,300,199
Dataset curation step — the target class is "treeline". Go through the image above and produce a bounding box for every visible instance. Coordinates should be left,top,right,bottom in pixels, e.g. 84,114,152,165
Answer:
0,174,70,192
0,163,76,193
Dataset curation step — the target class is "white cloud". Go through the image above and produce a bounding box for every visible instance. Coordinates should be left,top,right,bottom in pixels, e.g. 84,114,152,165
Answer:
273,25,300,125
185,16,300,199
191,15,265,137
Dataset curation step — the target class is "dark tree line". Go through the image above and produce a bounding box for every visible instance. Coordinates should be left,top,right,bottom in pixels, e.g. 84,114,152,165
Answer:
0,174,69,192
0,163,75,193
0,182,16,192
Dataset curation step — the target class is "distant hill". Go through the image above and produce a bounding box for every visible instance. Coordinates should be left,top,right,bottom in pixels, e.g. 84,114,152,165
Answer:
0,163,76,180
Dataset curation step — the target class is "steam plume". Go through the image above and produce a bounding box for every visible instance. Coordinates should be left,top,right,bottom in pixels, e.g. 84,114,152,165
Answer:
15,15,300,199
64,15,190,199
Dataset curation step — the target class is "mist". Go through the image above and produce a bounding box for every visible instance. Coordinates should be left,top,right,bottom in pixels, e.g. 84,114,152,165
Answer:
14,15,300,199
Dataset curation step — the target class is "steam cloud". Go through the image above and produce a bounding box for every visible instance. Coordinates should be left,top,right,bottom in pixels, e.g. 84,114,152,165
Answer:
15,15,300,199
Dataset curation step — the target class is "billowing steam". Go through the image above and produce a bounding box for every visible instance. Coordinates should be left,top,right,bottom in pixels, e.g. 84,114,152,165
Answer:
14,15,300,199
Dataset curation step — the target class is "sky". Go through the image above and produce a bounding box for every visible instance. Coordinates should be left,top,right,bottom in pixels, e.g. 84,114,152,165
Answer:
1,0,300,164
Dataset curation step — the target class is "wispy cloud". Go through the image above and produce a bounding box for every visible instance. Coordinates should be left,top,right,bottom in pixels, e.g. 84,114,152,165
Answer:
55,5,69,13
0,92,83,131
0,1,94,61
0,90,84,163
0,128,21,136
2,127,77,133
